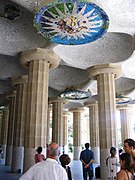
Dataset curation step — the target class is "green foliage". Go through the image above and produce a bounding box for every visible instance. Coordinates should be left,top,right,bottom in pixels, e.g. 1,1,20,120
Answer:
68,143,73,153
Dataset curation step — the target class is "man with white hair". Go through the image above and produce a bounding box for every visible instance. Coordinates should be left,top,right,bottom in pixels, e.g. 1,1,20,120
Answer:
19,142,68,180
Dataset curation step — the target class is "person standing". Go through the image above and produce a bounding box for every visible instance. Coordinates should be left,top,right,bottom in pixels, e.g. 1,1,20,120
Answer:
59,154,72,180
34,146,45,163
19,142,68,180
106,147,118,179
80,143,94,180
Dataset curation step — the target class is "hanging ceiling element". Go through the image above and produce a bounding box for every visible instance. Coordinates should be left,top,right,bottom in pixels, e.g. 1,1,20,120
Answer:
116,93,132,104
60,88,92,100
33,0,109,45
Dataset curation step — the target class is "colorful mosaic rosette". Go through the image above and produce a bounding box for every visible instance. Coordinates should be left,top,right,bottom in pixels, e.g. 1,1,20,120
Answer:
34,0,109,45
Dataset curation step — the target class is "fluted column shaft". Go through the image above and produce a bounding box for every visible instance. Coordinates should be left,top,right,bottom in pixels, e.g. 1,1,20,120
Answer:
63,112,69,154
46,104,51,145
88,64,122,179
0,109,9,159
85,101,100,164
5,91,16,165
51,98,68,154
24,60,49,170
20,48,60,171
70,108,83,160
0,110,2,142
117,104,133,143
11,75,28,173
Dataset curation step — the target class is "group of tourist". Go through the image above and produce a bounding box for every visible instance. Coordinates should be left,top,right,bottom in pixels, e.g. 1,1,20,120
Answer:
117,138,135,180
19,142,71,180
106,138,135,180
19,138,135,180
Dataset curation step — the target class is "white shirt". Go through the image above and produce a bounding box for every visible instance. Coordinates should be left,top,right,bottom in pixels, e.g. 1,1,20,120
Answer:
19,158,68,180
107,157,118,178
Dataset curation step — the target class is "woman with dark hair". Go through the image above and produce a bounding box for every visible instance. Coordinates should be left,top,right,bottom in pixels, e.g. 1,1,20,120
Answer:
59,154,72,180
34,146,45,163
117,153,134,180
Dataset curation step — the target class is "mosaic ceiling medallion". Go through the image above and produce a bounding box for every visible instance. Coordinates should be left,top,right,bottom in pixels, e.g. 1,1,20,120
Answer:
34,0,109,45
60,89,91,100
116,93,131,105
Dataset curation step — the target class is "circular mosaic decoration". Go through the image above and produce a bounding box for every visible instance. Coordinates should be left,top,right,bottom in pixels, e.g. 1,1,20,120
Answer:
34,0,109,45
60,89,91,100
116,93,131,104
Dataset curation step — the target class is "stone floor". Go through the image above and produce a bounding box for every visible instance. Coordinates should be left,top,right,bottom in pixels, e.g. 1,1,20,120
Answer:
0,159,100,180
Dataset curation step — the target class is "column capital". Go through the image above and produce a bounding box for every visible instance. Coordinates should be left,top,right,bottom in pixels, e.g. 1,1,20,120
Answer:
87,63,122,80
20,48,60,70
6,90,16,99
84,101,98,107
11,75,28,86
69,107,84,113
63,111,71,116
117,103,134,110
49,97,69,104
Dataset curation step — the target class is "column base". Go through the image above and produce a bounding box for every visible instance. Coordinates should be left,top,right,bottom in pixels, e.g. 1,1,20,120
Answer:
23,148,35,172
5,145,12,166
91,147,100,164
11,146,24,173
100,148,111,179
73,146,81,160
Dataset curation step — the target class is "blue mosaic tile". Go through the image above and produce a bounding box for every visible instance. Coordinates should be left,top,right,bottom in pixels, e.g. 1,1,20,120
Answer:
34,0,109,45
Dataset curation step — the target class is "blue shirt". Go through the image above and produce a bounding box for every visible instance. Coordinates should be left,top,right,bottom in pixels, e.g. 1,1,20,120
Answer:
80,149,94,170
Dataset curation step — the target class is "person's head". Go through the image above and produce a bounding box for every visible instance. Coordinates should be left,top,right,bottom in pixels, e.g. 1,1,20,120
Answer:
47,142,59,159
110,147,117,157
119,153,134,173
59,154,71,167
123,138,135,154
85,143,90,149
36,146,42,154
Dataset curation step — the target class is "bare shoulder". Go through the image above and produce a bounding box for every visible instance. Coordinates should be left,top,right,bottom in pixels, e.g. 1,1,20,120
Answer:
117,170,126,179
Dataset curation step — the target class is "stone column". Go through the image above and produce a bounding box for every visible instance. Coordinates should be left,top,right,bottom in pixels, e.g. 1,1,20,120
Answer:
84,101,100,164
88,63,122,179
70,108,84,160
20,48,60,171
117,104,133,143
11,75,28,173
50,98,68,154
0,110,2,142
63,111,70,154
5,91,16,165
0,109,9,159
46,104,52,145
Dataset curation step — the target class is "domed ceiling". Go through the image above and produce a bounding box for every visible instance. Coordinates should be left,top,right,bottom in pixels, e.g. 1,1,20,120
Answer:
0,0,135,108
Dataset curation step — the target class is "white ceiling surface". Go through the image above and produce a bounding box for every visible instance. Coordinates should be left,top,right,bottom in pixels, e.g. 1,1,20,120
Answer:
0,0,135,108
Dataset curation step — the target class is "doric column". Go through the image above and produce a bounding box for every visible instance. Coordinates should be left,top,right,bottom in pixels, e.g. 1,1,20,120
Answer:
84,101,100,164
70,108,84,160
5,91,16,165
63,111,70,154
88,63,122,179
50,98,68,154
0,109,9,159
11,75,28,173
20,48,60,171
117,104,133,143
0,110,2,142
46,103,52,145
